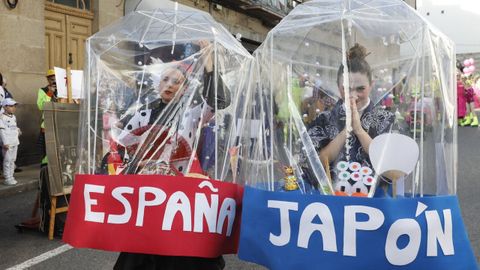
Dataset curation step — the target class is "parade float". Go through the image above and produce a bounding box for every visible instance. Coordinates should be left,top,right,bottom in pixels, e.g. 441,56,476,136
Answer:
63,5,253,257
61,0,478,269
237,0,478,269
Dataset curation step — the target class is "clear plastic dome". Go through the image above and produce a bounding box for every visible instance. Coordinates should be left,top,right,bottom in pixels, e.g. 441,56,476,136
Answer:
77,7,253,182
239,0,456,197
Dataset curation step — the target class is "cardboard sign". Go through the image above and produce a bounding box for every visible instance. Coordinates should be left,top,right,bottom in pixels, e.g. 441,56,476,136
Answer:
54,67,84,99
63,174,243,258
238,187,478,270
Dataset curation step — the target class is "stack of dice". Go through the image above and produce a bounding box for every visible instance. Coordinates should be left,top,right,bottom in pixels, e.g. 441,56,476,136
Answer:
334,161,375,197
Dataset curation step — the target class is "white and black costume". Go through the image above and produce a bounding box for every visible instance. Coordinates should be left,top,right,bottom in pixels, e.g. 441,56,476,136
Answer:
306,99,394,192
0,112,20,184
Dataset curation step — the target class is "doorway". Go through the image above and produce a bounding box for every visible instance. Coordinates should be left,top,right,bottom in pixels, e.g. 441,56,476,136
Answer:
45,2,93,70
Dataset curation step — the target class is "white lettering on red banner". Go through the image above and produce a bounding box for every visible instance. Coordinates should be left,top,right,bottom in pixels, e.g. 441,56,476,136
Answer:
63,175,243,258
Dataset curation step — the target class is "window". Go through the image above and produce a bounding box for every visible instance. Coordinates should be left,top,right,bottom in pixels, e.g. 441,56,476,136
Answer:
47,0,91,10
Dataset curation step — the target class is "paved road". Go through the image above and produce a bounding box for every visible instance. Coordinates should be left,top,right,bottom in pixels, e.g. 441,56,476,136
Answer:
0,187,264,270
0,128,479,269
456,127,480,263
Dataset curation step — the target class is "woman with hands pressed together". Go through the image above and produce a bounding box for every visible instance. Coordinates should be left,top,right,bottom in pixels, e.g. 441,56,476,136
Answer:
307,43,395,196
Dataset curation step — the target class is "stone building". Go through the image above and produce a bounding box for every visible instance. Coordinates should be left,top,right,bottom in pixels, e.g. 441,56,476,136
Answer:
0,0,415,165
0,0,123,164
0,0,291,164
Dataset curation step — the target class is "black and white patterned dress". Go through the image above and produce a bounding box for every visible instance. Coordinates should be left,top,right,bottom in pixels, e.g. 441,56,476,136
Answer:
307,100,395,192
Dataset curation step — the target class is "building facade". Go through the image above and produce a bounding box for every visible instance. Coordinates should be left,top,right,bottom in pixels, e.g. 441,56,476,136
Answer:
0,0,302,165
0,0,123,164
0,0,415,165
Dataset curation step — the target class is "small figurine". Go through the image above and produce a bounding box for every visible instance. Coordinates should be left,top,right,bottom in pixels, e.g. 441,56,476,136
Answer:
283,166,299,191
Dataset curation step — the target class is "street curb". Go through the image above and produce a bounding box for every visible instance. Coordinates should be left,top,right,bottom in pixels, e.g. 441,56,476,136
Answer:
0,179,39,198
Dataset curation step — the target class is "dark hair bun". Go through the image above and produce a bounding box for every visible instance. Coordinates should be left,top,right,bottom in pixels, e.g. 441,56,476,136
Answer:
348,43,368,61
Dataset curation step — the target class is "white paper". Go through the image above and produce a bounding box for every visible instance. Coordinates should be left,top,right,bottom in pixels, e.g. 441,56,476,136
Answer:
54,67,84,99
71,70,84,99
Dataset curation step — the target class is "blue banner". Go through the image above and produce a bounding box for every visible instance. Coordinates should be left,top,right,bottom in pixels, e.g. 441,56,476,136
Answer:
238,187,478,270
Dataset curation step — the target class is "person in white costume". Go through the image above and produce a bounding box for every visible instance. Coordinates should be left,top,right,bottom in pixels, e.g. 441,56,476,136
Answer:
0,98,20,185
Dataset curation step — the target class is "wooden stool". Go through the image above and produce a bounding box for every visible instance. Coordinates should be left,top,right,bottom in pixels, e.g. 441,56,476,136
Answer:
48,187,71,240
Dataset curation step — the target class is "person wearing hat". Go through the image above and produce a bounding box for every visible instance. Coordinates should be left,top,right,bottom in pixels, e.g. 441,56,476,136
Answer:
0,72,22,173
37,69,58,166
0,98,20,185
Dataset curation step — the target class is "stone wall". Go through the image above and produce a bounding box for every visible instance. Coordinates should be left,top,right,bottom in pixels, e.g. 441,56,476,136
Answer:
0,0,415,165
0,0,125,166
0,1,46,165
92,0,124,33
179,0,269,43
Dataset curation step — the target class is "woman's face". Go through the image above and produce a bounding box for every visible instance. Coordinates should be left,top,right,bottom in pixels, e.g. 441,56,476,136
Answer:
339,72,372,109
158,68,185,103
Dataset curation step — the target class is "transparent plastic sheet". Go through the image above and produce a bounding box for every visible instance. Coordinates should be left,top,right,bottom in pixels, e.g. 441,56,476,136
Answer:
241,0,456,197
77,7,253,184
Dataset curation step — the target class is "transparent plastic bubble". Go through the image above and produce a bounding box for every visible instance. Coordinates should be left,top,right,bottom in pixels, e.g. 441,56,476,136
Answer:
77,8,253,184
238,0,456,197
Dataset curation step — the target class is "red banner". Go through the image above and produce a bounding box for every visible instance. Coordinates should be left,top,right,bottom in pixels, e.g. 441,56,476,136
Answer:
63,174,244,258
